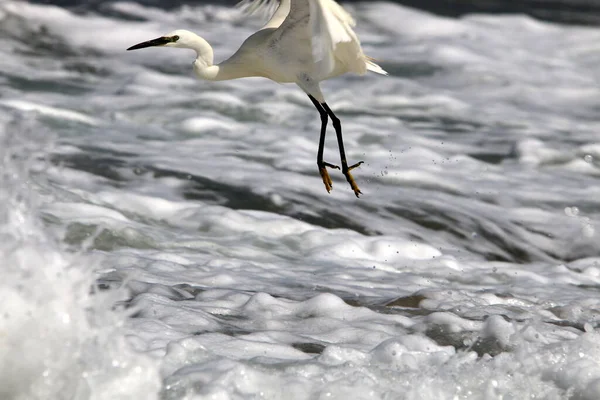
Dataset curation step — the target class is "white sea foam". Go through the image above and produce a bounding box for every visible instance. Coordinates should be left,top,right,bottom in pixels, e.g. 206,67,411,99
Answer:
0,121,160,399
0,100,101,126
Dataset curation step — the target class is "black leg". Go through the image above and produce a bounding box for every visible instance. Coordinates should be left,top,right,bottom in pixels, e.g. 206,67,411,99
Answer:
308,95,339,193
321,103,364,197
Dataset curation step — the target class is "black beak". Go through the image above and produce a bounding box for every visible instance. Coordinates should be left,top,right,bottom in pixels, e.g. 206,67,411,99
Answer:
127,37,171,51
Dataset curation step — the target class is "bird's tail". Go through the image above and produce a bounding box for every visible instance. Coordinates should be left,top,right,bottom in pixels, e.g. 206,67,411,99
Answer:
366,56,388,76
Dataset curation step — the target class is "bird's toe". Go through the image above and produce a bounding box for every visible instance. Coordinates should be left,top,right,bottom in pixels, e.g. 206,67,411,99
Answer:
348,161,364,171
342,164,363,198
319,165,334,193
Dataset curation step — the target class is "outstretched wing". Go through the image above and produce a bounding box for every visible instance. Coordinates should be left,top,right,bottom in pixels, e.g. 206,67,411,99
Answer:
237,0,385,78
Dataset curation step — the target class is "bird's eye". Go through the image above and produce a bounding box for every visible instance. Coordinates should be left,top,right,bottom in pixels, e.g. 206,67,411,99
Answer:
171,35,179,42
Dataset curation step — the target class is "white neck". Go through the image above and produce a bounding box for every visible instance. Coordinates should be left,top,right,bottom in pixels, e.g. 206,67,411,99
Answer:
184,34,252,82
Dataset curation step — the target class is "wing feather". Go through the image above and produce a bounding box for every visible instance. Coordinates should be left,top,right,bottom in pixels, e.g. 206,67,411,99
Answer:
309,0,366,77
236,0,290,29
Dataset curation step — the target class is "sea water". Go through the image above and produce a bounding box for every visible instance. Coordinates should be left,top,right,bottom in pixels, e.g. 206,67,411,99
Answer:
2,1,600,399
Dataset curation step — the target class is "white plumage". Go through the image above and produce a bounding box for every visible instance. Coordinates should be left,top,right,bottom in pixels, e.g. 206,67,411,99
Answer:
127,0,387,197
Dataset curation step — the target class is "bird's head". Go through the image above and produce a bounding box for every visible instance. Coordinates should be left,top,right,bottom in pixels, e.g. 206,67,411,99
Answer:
127,29,198,51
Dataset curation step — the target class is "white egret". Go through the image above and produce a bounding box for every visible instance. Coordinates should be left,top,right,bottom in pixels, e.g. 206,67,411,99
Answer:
127,0,387,197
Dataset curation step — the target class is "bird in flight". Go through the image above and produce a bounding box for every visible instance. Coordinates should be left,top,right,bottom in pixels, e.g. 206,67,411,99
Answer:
127,0,387,197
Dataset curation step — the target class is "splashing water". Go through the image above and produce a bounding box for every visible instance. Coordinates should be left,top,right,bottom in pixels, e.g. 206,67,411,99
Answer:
0,117,160,400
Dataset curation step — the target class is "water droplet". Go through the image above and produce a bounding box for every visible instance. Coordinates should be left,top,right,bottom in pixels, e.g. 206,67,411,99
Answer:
584,154,593,163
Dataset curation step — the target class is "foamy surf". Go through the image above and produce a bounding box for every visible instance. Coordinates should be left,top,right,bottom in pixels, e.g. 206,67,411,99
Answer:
0,120,160,400
2,0,600,398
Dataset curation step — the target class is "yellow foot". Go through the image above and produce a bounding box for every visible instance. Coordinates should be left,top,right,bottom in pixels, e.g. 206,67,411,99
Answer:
318,161,340,193
343,161,364,198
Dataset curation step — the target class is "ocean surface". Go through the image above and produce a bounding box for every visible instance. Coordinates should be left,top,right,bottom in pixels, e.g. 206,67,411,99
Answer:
2,1,600,399
29,0,600,26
